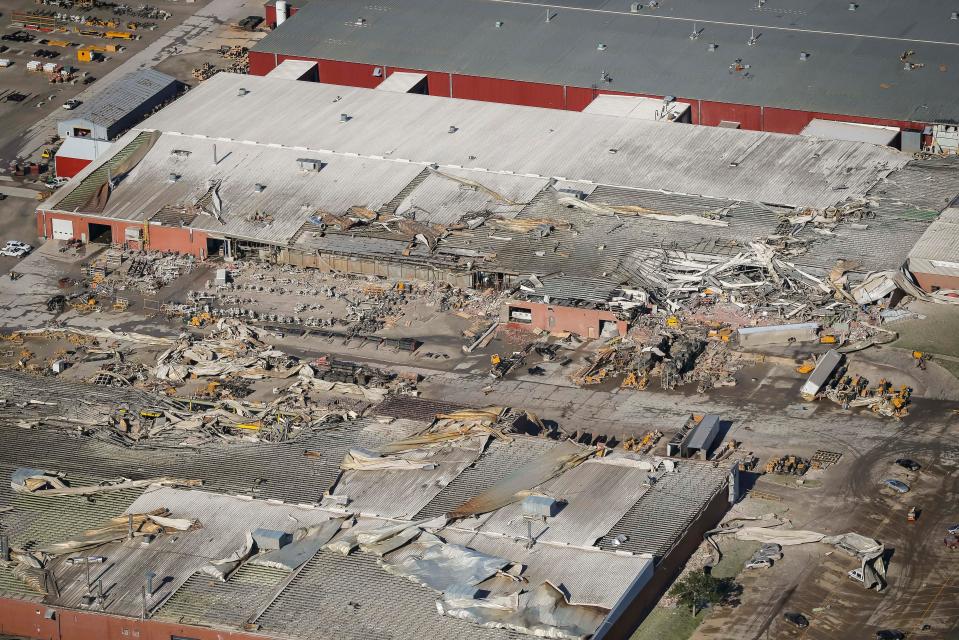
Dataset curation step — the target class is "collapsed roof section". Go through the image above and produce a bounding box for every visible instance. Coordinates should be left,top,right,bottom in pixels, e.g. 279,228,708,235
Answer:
38,75,959,310
0,391,732,640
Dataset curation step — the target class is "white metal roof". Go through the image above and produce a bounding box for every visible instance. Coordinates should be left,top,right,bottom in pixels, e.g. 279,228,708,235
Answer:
801,119,900,147
55,136,113,162
376,72,428,93
583,95,691,122
137,73,909,210
907,208,959,276
265,58,317,80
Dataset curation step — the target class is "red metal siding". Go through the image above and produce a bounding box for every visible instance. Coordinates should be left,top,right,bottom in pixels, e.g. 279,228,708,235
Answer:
248,49,277,76
565,86,596,111
0,599,59,639
386,66,452,97
763,106,924,135
699,100,763,130
264,3,275,23
37,212,209,257
315,58,382,88
452,74,565,109
54,155,91,179
505,300,625,338
913,272,959,293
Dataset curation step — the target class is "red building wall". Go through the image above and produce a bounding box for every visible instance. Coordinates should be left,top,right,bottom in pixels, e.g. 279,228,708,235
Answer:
54,156,92,179
248,50,277,76
699,100,763,131
246,54,929,134
0,597,273,640
36,212,209,257
503,299,626,338
451,74,565,109
912,271,959,292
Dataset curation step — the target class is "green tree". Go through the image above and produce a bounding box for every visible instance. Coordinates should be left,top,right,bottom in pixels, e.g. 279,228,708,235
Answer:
669,570,734,616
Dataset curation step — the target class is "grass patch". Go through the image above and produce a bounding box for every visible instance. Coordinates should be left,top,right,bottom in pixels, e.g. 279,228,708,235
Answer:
711,539,762,580
630,605,705,640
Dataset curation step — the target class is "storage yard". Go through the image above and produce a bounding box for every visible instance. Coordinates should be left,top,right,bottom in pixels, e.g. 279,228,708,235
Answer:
0,3,958,640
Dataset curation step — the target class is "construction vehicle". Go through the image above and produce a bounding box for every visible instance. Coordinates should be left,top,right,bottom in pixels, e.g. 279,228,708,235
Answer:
40,148,53,160
490,351,526,378
912,350,929,370
819,334,838,344
665,315,680,329
190,311,212,327
104,31,136,40
795,359,816,374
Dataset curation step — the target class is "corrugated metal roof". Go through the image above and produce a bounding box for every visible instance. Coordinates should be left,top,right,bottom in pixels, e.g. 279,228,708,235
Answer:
253,0,959,124
459,459,653,547
330,434,489,519
135,73,909,209
800,119,900,146
907,207,959,275
59,68,177,131
439,529,653,609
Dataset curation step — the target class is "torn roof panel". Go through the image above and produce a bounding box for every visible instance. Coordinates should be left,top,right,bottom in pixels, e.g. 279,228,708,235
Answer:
439,528,654,610
460,459,653,547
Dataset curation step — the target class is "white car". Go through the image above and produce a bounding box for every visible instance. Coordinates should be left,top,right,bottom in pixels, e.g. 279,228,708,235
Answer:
0,241,33,257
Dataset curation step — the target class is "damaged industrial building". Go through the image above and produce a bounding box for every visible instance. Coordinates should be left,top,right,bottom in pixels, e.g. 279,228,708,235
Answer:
35,72,959,340
0,382,735,640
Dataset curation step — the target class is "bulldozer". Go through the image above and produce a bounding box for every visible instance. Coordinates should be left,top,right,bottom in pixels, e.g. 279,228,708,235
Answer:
190,312,213,327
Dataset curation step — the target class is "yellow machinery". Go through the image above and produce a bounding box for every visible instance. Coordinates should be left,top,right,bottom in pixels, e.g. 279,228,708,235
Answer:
819,335,838,344
190,312,212,327
104,31,136,40
44,39,73,48
795,360,816,374
71,297,97,313
198,380,221,399
40,149,52,160
139,409,163,419
77,44,119,62
490,353,501,367
665,316,680,329
113,298,129,311
234,422,262,431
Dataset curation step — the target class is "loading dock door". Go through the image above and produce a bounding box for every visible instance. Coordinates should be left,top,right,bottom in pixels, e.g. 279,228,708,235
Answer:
52,218,74,240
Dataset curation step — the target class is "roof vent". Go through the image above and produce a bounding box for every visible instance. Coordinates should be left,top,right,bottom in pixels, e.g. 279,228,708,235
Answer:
630,2,642,12
522,496,565,518
952,11,958,19
354,17,367,26
800,51,810,61
708,42,718,52
237,87,250,96
297,158,325,172
848,2,857,10
372,66,383,77
171,149,191,157
597,43,607,51
168,173,179,183
339,113,351,123
495,20,503,28
254,183,266,193
448,125,458,133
